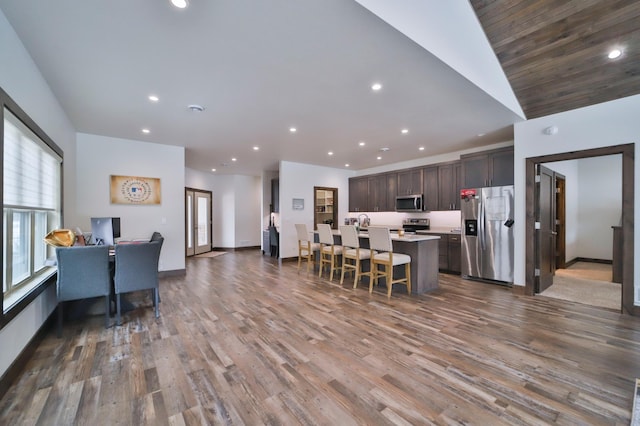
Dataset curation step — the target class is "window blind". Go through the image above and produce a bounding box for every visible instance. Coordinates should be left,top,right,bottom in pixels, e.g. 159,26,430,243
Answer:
3,109,61,210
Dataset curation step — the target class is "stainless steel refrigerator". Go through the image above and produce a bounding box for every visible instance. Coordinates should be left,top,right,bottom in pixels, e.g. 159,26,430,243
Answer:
460,185,514,284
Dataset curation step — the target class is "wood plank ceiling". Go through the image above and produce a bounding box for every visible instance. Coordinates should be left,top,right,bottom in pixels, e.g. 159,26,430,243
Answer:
470,0,640,119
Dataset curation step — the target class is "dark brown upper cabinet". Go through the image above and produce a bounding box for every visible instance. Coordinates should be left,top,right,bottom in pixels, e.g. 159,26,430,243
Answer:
348,177,368,212
397,168,423,196
460,147,514,188
422,166,438,211
438,161,461,210
367,174,387,212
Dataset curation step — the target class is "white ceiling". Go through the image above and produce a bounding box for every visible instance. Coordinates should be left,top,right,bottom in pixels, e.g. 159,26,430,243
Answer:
0,0,523,176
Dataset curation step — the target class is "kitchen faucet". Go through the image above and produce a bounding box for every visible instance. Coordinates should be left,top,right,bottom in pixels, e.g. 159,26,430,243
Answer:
358,213,370,228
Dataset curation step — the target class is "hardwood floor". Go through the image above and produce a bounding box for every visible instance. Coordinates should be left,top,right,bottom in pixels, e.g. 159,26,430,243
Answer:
1,250,639,425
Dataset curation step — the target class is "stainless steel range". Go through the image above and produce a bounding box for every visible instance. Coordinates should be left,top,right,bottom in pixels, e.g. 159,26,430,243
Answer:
402,218,430,233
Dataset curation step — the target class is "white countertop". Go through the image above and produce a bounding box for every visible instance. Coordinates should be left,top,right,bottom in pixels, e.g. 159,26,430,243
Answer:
387,233,441,242
319,229,440,242
416,227,461,235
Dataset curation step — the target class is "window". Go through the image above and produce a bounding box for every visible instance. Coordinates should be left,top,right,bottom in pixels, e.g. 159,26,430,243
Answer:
1,90,63,320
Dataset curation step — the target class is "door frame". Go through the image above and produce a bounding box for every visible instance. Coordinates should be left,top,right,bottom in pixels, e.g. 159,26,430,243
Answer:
185,187,213,257
555,174,566,270
314,186,338,230
524,143,634,314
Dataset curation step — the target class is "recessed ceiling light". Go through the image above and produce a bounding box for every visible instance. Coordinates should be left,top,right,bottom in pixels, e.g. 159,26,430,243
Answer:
608,48,622,59
142,128,150,134
419,146,425,151
371,83,382,91
345,164,350,167
401,129,409,134
171,0,188,9
328,151,334,156
289,127,297,133
477,133,485,137
376,156,382,160
253,146,259,151
231,157,237,162
188,104,204,112
211,168,216,172
359,141,366,146
148,95,159,102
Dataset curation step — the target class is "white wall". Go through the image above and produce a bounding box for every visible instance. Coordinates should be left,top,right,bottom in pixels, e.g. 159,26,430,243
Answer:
0,9,77,378
576,156,622,260
279,161,354,258
233,175,262,248
185,168,262,249
76,134,185,272
355,141,513,176
514,94,640,304
544,156,622,262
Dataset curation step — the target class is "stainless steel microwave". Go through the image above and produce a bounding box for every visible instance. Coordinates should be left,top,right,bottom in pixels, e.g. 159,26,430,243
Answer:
396,194,423,212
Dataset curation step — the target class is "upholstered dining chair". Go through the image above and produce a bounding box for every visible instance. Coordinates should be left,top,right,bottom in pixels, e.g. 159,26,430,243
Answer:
368,226,411,297
150,231,164,247
114,241,162,325
317,223,343,281
295,223,320,275
339,225,375,288
269,226,279,257
55,245,111,337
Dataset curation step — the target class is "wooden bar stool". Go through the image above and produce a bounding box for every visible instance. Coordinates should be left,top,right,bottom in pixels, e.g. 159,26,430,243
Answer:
295,224,320,275
339,225,375,288
317,223,343,281
368,226,411,297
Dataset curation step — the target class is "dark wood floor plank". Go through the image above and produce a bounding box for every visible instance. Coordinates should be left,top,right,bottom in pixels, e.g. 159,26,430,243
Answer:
1,250,639,424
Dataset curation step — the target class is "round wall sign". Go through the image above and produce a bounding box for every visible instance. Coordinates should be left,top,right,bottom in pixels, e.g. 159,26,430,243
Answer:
119,177,153,203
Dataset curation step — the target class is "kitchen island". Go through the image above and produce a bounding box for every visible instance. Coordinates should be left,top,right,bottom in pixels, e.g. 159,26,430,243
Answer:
317,230,440,295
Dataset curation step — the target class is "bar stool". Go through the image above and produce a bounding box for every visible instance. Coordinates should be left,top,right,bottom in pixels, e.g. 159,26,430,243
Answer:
317,223,343,281
339,225,375,288
295,224,320,275
368,226,411,297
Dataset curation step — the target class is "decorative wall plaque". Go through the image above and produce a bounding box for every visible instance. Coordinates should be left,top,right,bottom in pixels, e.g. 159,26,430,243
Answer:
110,175,161,205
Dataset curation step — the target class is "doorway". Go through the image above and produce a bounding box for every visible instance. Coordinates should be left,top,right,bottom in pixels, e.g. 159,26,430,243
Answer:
185,188,212,256
314,187,338,230
526,144,634,314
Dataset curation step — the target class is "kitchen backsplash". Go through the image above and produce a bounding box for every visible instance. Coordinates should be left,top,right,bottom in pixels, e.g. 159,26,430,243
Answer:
347,210,461,228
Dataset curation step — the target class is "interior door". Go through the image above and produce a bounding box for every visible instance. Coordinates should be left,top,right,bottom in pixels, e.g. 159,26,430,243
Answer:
555,175,566,269
536,165,556,293
185,188,212,256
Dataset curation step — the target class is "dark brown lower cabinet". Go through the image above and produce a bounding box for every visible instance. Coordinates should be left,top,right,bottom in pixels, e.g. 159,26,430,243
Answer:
435,233,461,274
448,234,461,274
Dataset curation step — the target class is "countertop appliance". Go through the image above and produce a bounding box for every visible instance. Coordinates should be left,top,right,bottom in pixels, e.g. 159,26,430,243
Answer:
402,218,430,233
396,194,423,212
461,186,514,284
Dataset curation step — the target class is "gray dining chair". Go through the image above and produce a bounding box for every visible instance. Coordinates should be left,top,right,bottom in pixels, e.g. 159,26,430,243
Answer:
114,241,162,325
55,245,112,337
150,231,164,247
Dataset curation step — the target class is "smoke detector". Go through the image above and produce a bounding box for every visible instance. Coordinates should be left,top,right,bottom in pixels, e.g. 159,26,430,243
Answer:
188,104,205,112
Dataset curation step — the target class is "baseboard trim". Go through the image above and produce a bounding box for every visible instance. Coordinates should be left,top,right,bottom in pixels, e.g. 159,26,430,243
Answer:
159,269,186,277
0,311,54,400
564,257,612,268
511,285,527,296
212,246,260,252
